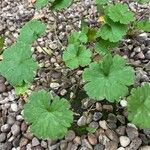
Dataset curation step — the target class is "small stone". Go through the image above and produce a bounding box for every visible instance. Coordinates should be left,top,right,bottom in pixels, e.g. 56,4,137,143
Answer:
81,139,93,150
49,42,57,50
99,133,110,145
94,143,105,150
16,115,24,121
105,141,118,150
120,99,127,107
19,138,28,147
116,115,125,124
126,137,142,150
81,98,94,109
0,83,6,93
105,129,119,143
77,116,87,126
88,133,97,145
136,52,145,59
21,122,28,132
116,127,125,136
139,146,150,150
8,94,15,101
86,113,93,124
60,141,68,150
51,71,61,79
89,121,99,129
103,105,113,111
93,112,103,121
13,135,20,147
143,128,150,138
1,124,11,132
0,133,6,142
73,136,81,145
107,113,117,123
7,115,15,125
32,137,40,147
11,103,18,112
65,130,75,141
11,124,20,136
99,120,108,130
126,126,138,140
134,47,141,53
41,141,47,148
0,76,5,83
117,147,125,150
50,82,60,90
119,136,130,147
60,89,67,96
95,102,102,111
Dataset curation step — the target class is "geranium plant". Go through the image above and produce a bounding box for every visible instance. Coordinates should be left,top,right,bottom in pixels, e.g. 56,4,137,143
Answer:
0,0,149,141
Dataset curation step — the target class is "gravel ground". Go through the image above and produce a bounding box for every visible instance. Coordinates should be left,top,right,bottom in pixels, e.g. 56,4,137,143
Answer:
0,0,150,150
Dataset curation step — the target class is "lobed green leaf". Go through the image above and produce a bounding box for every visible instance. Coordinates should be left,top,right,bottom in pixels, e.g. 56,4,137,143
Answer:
83,54,135,102
24,90,73,139
127,83,150,128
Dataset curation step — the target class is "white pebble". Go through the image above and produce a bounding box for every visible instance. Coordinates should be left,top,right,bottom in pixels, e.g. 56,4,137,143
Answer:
11,103,18,112
117,147,125,150
119,136,130,147
50,83,60,90
120,99,127,107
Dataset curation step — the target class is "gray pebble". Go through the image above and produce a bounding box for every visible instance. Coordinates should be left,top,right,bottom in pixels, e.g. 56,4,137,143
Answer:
105,129,119,143
1,124,11,132
65,130,75,141
94,143,105,150
89,121,99,129
77,116,87,126
0,83,6,93
126,126,139,140
93,112,102,121
32,137,40,147
7,115,15,125
126,137,142,150
0,133,6,142
11,123,20,136
143,128,150,138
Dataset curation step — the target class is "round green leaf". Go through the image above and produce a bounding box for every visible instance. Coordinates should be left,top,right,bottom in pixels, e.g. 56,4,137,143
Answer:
97,22,127,42
107,3,135,24
83,54,135,102
0,42,38,86
17,20,46,44
127,83,150,129
24,90,73,139
63,44,92,69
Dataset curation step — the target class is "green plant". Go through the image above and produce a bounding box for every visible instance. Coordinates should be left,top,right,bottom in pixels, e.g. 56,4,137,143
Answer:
127,83,150,128
0,20,46,93
35,0,73,10
63,44,92,69
24,90,73,139
82,54,135,102
0,0,150,141
0,42,38,86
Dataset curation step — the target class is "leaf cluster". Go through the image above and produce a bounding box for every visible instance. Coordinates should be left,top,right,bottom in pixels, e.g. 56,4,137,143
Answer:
63,24,93,69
